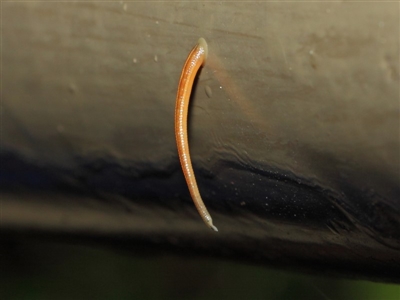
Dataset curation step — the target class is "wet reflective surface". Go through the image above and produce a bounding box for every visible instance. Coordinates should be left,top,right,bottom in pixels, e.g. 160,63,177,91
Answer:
1,149,399,282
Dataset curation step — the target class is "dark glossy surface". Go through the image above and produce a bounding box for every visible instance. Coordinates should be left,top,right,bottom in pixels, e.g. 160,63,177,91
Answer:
1,150,399,283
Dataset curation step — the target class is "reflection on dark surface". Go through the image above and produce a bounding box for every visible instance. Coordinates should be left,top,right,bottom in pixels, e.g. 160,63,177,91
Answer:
1,149,399,283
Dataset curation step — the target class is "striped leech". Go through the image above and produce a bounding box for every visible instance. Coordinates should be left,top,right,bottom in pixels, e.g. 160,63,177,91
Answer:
175,38,218,232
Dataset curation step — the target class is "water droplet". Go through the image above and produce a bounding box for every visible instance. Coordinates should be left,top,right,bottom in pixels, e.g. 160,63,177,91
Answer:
133,58,137,63
123,3,127,11
154,55,158,62
205,85,212,98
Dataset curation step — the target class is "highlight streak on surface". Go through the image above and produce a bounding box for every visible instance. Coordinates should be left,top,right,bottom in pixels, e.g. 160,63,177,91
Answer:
175,38,218,232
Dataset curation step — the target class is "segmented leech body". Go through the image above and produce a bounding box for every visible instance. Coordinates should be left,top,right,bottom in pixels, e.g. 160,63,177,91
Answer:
175,38,218,232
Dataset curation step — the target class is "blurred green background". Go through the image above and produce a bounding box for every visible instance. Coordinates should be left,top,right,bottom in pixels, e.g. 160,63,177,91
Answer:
1,239,398,300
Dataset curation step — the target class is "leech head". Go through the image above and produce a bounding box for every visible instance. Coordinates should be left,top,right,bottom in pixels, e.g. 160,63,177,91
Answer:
204,214,218,232
210,223,219,232
198,37,208,61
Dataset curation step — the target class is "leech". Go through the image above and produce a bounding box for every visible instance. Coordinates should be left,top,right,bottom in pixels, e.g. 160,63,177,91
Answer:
175,38,218,232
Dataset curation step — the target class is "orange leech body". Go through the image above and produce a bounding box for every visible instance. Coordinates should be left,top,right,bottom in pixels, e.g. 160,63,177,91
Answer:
175,38,218,232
